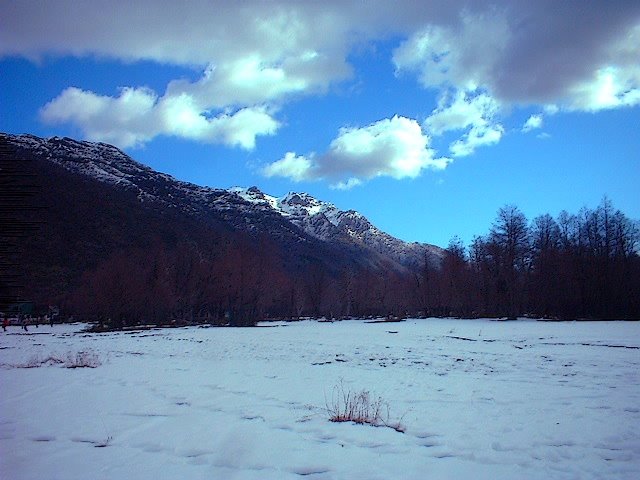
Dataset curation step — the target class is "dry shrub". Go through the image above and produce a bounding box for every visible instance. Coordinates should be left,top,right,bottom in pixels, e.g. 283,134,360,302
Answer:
326,381,405,433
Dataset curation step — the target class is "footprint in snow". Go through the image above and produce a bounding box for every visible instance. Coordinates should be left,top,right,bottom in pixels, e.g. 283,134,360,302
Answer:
135,442,165,453
292,465,331,476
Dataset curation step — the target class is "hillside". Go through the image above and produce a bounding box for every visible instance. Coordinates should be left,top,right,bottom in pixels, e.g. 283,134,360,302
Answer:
0,133,442,325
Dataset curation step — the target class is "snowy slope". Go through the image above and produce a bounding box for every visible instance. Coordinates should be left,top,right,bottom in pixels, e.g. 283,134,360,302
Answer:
1,319,639,479
2,133,443,269
231,186,443,267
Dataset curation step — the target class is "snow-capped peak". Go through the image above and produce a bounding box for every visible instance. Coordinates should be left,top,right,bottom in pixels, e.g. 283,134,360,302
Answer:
229,186,280,211
228,187,342,227
277,192,341,226
2,132,443,268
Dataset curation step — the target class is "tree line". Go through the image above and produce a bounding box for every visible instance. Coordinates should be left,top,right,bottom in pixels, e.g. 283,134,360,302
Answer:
423,198,640,320
66,236,417,328
62,197,638,328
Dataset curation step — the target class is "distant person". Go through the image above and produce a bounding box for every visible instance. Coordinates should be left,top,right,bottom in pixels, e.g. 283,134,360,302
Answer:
2,316,8,332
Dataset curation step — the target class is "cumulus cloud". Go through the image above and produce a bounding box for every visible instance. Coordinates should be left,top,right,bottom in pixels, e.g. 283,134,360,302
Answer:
6,1,355,149
393,10,511,93
36,45,319,149
424,90,504,157
263,116,451,188
393,2,640,111
4,4,640,101
544,104,560,116
40,87,159,148
425,91,501,134
164,52,341,110
522,114,543,133
0,1,355,71
449,123,504,157
567,65,640,112
392,3,639,156
262,152,316,182
41,86,279,149
331,178,363,191
2,1,640,160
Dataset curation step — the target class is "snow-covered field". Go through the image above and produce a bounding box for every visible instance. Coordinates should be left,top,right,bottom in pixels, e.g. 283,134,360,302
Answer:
1,319,639,480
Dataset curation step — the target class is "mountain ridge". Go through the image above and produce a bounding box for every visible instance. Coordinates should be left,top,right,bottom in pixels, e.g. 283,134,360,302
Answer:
2,133,443,270
1,131,446,323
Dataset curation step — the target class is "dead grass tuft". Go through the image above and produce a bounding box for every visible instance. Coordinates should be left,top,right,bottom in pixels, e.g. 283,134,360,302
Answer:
325,381,405,433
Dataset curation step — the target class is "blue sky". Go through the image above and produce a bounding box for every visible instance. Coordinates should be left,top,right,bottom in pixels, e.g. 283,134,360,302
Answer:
2,1,639,248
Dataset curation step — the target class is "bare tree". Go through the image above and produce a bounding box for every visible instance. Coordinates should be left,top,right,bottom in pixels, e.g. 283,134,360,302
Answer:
490,205,530,318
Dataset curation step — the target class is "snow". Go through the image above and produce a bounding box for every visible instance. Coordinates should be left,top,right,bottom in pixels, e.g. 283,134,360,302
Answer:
229,187,281,212
230,187,347,235
2,319,639,479
228,187,341,226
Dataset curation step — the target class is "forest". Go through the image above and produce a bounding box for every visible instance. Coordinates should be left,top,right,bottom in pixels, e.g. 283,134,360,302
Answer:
421,198,639,321
61,197,639,328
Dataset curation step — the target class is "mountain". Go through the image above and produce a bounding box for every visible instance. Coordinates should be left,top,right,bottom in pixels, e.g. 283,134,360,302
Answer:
2,133,442,266
230,187,442,268
0,132,443,324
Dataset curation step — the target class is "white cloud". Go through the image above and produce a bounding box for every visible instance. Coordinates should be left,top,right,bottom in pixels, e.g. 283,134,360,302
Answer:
262,152,315,181
449,123,503,157
41,87,279,149
424,89,504,157
0,2,355,74
392,5,640,113
425,90,501,134
165,52,339,110
35,41,345,149
263,115,450,187
393,10,510,93
330,178,362,190
560,22,640,112
8,1,356,150
40,87,159,148
522,114,543,133
209,106,280,150
390,4,638,167
567,65,640,112
544,104,560,115
3,1,640,161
